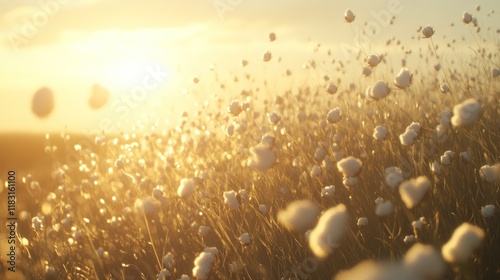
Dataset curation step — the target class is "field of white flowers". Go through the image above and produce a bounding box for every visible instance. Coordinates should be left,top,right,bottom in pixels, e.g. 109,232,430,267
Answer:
2,8,500,280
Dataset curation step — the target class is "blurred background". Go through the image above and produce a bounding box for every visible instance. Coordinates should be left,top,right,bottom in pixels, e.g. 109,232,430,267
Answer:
0,0,498,133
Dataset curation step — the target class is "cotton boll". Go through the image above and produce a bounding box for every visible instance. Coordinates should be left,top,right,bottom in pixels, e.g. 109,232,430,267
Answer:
439,83,450,93
32,87,55,118
367,80,390,100
177,178,196,198
406,122,421,134
337,156,362,177
344,9,355,23
326,83,338,94
462,12,473,24
162,252,175,269
442,223,485,263
314,148,327,161
373,126,388,140
247,144,276,171
399,129,418,146
88,84,110,109
481,205,495,218
157,269,170,280
278,200,320,232
460,151,472,162
412,220,423,230
366,54,380,68
198,226,211,237
258,204,268,214
375,199,394,216
223,191,240,210
394,68,412,89
334,260,420,280
421,25,435,38
404,244,446,280
227,100,242,116
385,167,404,190
260,134,275,148
263,51,272,62
493,68,500,78
321,185,335,198
326,108,342,124
310,165,322,177
479,165,499,183
451,99,482,127
439,109,452,128
343,177,359,188
362,66,372,77
134,197,156,216
267,112,281,125
399,176,431,208
193,251,217,280
404,235,415,243
309,204,348,259
430,161,441,174
357,217,368,226
239,233,251,245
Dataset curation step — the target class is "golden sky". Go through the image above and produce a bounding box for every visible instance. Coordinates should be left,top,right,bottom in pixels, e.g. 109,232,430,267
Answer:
0,0,498,133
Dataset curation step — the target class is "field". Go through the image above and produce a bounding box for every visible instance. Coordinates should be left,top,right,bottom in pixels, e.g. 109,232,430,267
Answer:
1,8,500,280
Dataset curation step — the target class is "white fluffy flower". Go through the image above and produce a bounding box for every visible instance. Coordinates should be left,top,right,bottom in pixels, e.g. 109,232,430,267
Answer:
439,83,450,93
404,244,446,280
404,235,415,243
357,217,368,226
278,200,320,231
260,134,275,148
373,125,388,140
421,25,435,38
326,108,342,124
366,80,390,100
394,68,412,89
399,129,418,146
362,66,372,77
451,98,482,127
162,253,175,269
192,249,218,280
493,68,500,78
32,87,54,118
258,204,268,214
239,233,251,245
321,185,336,198
326,83,338,94
247,144,276,171
263,51,272,62
442,223,485,263
366,54,380,68
462,12,473,24
375,199,394,216
337,156,362,177
309,204,348,259
223,191,240,210
479,164,499,183
385,167,404,190
334,260,419,280
481,205,495,218
267,111,281,125
157,269,170,280
430,160,441,174
344,9,355,23
177,178,196,198
399,122,421,146
227,100,242,116
399,176,431,208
